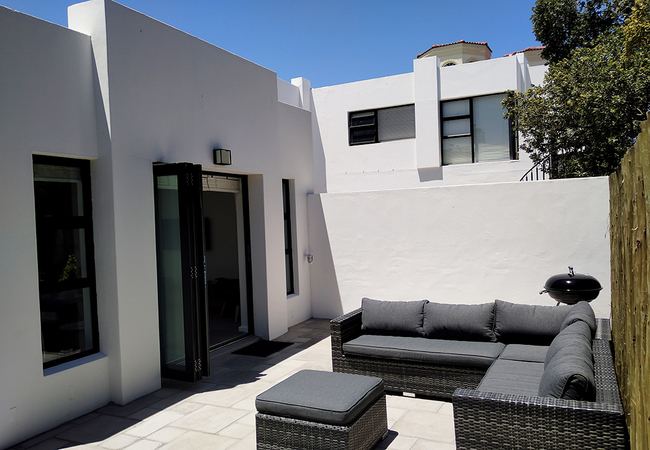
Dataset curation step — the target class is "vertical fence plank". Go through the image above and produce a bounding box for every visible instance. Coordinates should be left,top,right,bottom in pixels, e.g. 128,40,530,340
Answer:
610,113,650,450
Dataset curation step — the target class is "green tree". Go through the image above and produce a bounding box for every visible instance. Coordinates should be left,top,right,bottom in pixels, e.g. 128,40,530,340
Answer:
505,0,650,178
532,0,632,63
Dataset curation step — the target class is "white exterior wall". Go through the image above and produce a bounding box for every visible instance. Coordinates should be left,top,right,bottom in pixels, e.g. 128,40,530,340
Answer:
311,54,544,194
0,7,110,446
308,177,612,320
0,1,314,446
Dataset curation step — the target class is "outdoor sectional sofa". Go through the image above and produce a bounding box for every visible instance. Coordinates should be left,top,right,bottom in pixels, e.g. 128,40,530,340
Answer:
330,298,627,449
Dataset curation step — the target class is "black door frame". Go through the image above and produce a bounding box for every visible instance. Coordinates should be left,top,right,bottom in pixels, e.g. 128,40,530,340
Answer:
203,171,255,346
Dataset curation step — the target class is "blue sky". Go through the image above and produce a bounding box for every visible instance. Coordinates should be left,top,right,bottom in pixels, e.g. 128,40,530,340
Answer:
2,0,541,87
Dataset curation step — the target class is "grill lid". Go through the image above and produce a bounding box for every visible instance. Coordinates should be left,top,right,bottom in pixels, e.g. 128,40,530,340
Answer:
541,266,602,304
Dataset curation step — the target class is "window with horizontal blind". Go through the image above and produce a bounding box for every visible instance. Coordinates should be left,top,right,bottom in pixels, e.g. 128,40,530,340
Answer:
441,93,515,165
349,104,415,145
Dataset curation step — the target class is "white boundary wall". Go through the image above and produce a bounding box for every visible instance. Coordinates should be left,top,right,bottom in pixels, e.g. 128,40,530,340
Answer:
308,177,612,320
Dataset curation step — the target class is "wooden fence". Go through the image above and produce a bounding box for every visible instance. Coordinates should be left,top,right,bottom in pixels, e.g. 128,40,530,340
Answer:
609,113,650,450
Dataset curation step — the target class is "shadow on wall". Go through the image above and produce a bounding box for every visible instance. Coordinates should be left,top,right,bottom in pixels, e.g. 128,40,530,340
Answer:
418,167,443,182
307,195,343,318
311,93,328,195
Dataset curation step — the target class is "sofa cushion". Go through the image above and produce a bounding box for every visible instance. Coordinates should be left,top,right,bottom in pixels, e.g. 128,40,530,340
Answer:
538,322,595,401
422,302,496,342
343,335,504,368
544,320,593,367
477,359,545,396
361,298,427,337
255,370,385,426
494,300,571,345
498,344,549,363
560,301,597,337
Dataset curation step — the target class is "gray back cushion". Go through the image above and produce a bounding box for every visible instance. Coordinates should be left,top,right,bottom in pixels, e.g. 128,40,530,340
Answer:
538,321,595,401
361,298,427,337
560,301,597,337
494,300,571,345
545,320,593,367
422,302,496,342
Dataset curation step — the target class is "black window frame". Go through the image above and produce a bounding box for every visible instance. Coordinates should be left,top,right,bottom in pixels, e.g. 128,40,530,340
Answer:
282,179,295,295
440,93,517,165
33,155,99,369
349,104,415,146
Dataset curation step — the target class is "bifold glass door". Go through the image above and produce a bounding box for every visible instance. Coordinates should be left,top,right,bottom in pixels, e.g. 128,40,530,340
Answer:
153,163,209,382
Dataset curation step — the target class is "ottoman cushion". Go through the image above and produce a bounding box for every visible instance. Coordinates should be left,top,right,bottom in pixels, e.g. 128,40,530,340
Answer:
255,370,384,426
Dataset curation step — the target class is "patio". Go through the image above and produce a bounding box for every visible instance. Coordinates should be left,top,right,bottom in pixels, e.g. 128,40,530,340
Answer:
10,318,456,450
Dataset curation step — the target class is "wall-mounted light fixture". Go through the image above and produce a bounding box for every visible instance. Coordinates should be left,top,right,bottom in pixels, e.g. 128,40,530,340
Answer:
213,148,232,165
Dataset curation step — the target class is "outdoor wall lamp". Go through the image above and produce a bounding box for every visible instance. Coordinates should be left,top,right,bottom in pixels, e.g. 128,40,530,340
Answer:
213,148,232,165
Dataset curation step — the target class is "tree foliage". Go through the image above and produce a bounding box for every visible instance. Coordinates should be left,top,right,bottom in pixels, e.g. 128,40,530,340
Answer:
504,0,650,178
532,0,632,63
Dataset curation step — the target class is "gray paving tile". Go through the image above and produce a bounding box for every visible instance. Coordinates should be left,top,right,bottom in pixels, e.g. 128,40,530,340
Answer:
169,404,247,434
56,415,139,443
11,319,458,450
157,431,237,450
391,410,455,443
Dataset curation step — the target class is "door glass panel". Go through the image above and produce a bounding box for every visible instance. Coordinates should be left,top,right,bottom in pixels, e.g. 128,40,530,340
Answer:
155,175,186,370
204,190,246,347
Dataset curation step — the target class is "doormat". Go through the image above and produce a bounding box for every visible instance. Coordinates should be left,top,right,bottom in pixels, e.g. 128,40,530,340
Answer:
232,340,293,358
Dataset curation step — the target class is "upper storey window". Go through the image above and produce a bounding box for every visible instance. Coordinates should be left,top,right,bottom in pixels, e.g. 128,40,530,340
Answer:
349,104,415,145
441,93,515,165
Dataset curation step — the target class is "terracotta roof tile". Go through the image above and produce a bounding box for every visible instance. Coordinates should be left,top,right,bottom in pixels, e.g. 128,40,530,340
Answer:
503,46,545,57
417,40,492,58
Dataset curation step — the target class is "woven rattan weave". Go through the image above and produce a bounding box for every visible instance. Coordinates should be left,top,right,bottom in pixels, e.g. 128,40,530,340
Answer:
255,392,387,450
330,308,487,399
452,331,627,449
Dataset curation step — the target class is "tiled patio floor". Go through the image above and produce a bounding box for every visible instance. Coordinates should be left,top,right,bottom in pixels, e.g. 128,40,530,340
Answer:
11,319,456,450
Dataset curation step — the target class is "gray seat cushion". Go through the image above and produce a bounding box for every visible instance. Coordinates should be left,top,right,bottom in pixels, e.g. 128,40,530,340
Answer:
422,302,496,342
477,359,545,396
560,301,596,337
499,344,549,363
255,370,384,426
361,298,427,337
494,300,571,345
539,320,596,401
343,335,504,368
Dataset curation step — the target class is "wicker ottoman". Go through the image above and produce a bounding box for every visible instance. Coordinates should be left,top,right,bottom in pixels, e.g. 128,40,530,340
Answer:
255,370,388,450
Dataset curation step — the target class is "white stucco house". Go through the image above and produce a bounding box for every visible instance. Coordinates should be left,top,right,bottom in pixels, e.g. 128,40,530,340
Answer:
0,1,611,447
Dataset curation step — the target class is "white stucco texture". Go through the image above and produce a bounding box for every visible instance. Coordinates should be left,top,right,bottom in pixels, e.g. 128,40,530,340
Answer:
309,177,611,319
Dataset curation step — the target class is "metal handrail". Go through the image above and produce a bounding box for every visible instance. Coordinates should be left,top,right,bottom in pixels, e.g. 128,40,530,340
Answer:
520,156,551,181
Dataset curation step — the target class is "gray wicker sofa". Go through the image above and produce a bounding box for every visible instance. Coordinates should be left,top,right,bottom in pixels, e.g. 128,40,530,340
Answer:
330,298,627,449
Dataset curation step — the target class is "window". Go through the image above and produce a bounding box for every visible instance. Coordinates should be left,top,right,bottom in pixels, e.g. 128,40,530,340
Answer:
33,155,99,368
441,93,515,165
282,179,295,295
349,104,415,145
